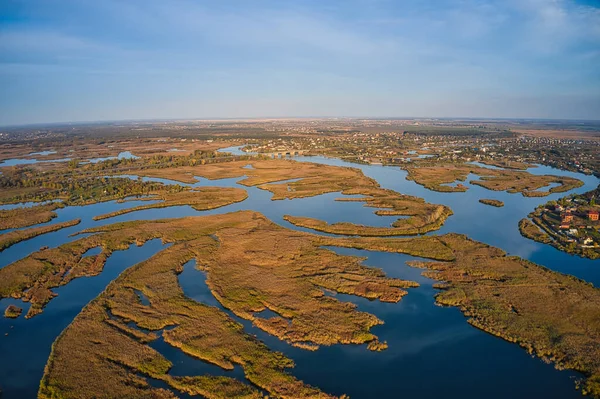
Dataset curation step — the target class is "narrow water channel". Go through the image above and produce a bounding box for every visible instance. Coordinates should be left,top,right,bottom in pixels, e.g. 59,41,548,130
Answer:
0,148,597,398
0,239,168,397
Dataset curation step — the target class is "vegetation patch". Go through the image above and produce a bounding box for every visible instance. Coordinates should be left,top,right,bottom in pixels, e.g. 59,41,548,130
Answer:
284,210,452,236
2,212,417,351
316,235,456,261
0,202,64,230
0,219,81,252
130,159,453,235
4,304,22,318
477,159,534,170
0,172,174,206
471,173,582,196
518,218,552,244
93,187,247,220
479,199,504,207
37,211,441,398
404,163,583,197
405,233,600,397
40,242,336,399
405,164,471,192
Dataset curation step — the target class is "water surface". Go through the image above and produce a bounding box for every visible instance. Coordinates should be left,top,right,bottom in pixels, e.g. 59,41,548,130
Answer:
0,147,598,398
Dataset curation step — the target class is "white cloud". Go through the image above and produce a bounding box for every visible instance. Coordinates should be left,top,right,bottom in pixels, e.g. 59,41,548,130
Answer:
512,0,600,52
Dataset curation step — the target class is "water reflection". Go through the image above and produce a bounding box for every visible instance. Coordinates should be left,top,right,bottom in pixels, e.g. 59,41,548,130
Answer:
0,239,167,398
175,246,581,399
0,146,597,398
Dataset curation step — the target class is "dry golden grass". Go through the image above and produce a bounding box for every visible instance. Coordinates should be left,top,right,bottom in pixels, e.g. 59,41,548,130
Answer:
40,242,332,399
405,163,583,196
405,164,471,193
2,212,418,350
472,173,582,196
367,340,388,351
477,159,534,170
0,218,80,252
7,210,599,397
4,304,22,318
40,211,431,398
200,218,418,347
479,199,504,207
93,187,247,220
0,138,239,163
0,202,64,230
284,209,451,236
128,159,453,235
407,234,600,397
518,218,552,244
315,235,456,261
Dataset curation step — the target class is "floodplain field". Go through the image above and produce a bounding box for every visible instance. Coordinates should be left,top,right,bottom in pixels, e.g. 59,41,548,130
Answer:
24,211,600,398
479,199,504,207
0,202,65,230
36,211,431,398
0,218,80,251
123,159,453,236
1,122,599,399
404,163,583,196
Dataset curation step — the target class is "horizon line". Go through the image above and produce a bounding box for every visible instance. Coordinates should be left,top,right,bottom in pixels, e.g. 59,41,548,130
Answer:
3,115,600,129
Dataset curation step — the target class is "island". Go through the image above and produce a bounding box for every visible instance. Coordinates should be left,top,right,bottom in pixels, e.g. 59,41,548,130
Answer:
521,186,600,259
479,199,504,207
4,305,22,319
0,119,598,399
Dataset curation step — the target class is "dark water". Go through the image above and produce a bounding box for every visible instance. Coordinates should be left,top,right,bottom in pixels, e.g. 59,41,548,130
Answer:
0,148,598,398
0,151,137,167
0,239,167,397
177,252,582,399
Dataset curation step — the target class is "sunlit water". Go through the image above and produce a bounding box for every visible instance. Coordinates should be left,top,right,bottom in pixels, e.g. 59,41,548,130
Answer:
0,151,137,167
0,147,598,398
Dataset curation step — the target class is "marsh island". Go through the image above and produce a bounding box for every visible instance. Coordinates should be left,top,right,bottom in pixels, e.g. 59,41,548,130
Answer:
0,119,599,399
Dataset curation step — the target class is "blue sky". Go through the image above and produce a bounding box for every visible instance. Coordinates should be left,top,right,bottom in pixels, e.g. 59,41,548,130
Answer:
1,0,599,125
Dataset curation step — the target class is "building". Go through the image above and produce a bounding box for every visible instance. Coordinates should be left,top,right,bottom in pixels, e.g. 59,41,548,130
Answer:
561,212,574,223
568,228,578,236
588,210,599,221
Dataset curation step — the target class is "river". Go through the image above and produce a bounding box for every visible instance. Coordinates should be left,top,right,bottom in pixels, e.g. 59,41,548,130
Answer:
0,147,598,398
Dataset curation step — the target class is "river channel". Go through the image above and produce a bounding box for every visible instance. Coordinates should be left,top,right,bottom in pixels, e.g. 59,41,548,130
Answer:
0,147,598,398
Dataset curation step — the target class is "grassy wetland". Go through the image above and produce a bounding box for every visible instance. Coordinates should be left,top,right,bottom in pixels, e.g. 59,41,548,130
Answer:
0,218,80,251
126,158,453,235
0,131,598,399
479,199,504,207
518,218,553,244
8,212,417,342
37,211,426,398
4,305,22,319
40,242,333,399
283,212,451,236
272,212,600,396
404,162,583,196
5,206,599,397
402,233,600,397
92,187,248,220
0,202,65,230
